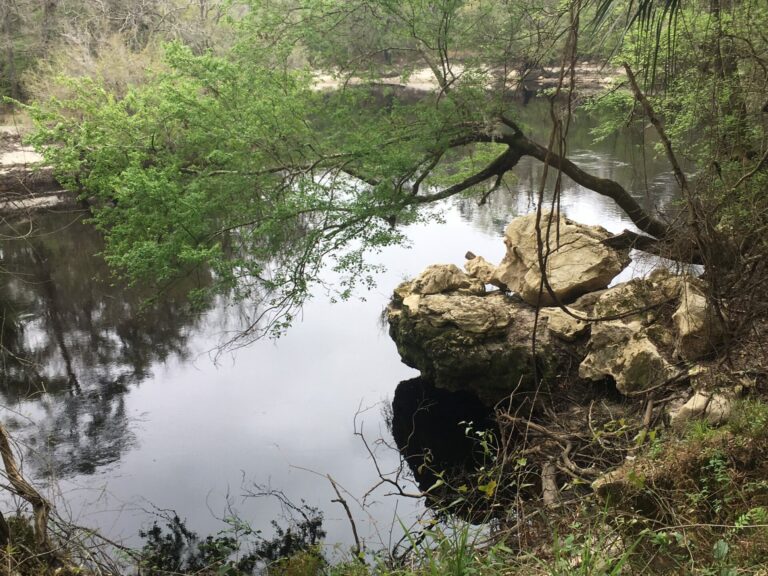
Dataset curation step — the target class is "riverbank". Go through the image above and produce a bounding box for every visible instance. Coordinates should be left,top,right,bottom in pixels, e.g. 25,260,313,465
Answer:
0,124,74,214
313,62,620,97
380,212,768,575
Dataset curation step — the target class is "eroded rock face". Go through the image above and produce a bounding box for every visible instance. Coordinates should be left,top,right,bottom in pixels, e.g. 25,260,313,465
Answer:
542,308,589,342
579,321,677,395
491,212,630,306
409,264,485,296
592,269,683,318
387,285,560,404
464,253,506,290
672,280,724,361
577,273,683,395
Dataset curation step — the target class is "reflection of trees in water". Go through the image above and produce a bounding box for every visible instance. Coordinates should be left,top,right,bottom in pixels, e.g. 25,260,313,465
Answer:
31,376,132,476
453,104,682,239
0,212,214,478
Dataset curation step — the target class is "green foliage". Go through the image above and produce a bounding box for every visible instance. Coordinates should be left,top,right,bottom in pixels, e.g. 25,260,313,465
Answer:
29,0,553,339
734,506,768,530
586,0,768,276
689,451,736,518
594,0,683,32
727,399,768,440
269,549,326,576
547,525,634,576
393,519,491,576
26,40,429,337
684,418,717,442
277,0,566,76
0,515,54,576
581,88,636,143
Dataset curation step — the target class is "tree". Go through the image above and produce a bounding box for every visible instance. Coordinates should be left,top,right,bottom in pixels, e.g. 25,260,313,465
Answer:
25,0,768,341
0,0,26,100
0,0,238,104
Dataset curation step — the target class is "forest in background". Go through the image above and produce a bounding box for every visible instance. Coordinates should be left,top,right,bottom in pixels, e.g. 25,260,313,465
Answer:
1,0,237,103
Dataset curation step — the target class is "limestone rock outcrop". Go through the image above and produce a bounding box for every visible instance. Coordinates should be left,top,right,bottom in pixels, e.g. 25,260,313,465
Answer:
579,321,677,395
577,272,684,395
409,263,485,296
384,212,746,522
491,212,630,306
672,279,724,361
387,214,719,404
0,129,66,213
542,308,589,342
387,275,562,403
464,253,506,290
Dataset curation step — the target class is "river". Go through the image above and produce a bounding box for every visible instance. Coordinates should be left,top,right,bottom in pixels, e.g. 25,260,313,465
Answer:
0,103,680,554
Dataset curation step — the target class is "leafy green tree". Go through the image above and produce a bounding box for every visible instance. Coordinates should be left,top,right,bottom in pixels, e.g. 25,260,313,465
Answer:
590,0,768,316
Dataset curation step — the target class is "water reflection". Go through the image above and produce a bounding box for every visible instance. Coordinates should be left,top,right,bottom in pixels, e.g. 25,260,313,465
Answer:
390,377,500,519
0,212,212,477
454,105,682,238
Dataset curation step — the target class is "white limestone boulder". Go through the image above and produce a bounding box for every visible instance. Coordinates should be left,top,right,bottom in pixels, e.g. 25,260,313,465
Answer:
577,274,683,395
464,253,506,289
670,390,733,428
579,320,678,395
672,280,724,361
409,264,485,296
491,212,630,306
542,308,589,342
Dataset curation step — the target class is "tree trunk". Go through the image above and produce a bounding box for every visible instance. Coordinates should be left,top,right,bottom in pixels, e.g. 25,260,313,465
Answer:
41,0,58,54
0,1,21,100
710,0,751,161
0,423,53,554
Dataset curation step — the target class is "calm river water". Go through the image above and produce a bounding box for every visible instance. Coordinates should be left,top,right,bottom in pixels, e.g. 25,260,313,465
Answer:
0,105,680,552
